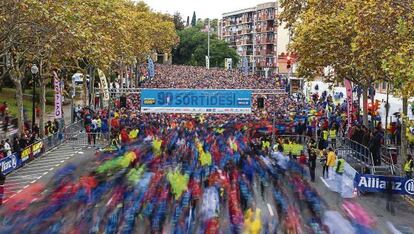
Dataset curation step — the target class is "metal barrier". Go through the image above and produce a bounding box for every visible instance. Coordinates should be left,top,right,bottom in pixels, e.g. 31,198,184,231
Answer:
337,137,376,173
65,132,110,149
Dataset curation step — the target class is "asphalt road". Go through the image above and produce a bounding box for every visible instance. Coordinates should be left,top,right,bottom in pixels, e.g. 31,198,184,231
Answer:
2,142,95,204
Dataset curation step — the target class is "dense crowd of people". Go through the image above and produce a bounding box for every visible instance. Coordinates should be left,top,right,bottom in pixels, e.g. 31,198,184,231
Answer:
0,64,411,233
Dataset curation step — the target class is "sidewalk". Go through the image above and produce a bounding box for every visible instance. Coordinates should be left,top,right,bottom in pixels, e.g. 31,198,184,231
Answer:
0,104,72,139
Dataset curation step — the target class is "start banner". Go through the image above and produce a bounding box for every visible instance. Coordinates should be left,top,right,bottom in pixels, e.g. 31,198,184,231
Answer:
141,89,252,114
354,174,414,196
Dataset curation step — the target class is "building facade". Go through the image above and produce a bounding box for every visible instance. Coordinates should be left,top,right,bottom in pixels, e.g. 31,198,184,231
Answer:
219,2,279,73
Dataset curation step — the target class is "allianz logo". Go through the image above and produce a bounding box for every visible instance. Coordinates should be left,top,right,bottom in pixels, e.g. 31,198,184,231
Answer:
358,176,414,195
1,155,17,171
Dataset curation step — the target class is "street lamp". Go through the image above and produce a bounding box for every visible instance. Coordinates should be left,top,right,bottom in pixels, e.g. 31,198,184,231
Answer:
31,64,39,130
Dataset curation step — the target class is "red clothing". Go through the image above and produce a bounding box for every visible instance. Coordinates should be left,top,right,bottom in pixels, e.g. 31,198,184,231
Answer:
120,129,130,143
111,118,120,129
299,154,307,165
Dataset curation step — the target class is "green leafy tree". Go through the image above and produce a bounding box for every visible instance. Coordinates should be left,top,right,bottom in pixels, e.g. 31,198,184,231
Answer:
173,12,185,30
172,27,239,67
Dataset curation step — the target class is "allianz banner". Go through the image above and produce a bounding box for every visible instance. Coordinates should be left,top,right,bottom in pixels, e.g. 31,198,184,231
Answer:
141,89,252,114
0,153,21,175
354,174,414,196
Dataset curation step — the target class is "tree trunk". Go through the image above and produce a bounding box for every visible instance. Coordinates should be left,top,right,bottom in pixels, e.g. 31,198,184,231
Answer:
401,96,408,161
83,69,88,107
13,79,25,134
362,86,369,126
39,60,46,137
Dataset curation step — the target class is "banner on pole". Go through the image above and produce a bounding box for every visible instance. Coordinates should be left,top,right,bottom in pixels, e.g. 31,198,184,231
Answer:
53,71,62,119
97,69,110,107
147,58,155,78
242,57,249,75
344,79,353,136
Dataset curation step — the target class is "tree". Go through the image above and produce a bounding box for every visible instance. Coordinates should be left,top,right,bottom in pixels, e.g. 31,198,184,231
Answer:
0,0,178,134
173,12,185,30
186,16,190,27
382,6,414,160
191,11,196,27
172,27,239,67
285,0,410,127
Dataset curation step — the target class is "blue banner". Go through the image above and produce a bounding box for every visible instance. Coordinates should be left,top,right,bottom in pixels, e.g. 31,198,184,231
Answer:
1,153,22,176
141,89,252,114
242,57,249,75
354,174,414,196
147,58,155,78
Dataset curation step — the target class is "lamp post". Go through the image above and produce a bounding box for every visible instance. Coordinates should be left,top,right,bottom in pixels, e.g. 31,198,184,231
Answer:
31,64,39,130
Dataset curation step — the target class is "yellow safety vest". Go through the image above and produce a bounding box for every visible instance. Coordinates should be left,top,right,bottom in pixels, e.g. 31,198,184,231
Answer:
262,141,270,150
404,160,413,172
336,158,345,174
329,129,337,139
323,131,329,140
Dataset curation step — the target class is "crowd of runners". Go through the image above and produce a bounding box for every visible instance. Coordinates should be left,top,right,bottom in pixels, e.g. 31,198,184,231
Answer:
0,64,404,233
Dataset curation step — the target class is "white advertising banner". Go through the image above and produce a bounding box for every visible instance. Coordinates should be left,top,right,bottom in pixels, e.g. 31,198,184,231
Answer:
97,69,110,107
322,160,357,198
53,71,62,119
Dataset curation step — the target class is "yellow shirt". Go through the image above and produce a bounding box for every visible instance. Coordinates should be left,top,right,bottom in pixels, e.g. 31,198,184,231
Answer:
327,151,337,167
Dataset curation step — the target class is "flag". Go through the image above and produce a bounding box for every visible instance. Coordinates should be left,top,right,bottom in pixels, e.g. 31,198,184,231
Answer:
344,79,353,136
147,58,155,78
242,57,249,75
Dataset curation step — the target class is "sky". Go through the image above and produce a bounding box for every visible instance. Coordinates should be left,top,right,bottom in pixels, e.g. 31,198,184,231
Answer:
141,0,275,19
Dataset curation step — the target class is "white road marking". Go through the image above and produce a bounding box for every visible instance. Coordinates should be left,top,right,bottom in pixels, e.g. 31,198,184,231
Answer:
267,203,274,217
49,168,54,171
30,180,36,184
320,177,330,188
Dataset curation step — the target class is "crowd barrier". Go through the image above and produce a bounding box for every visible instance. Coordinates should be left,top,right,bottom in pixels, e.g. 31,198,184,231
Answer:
0,121,84,176
65,132,110,149
336,137,374,171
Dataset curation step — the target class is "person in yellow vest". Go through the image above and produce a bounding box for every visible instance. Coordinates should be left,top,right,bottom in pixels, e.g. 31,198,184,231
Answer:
326,147,337,180
335,155,346,194
262,139,270,151
322,129,329,142
404,155,413,179
329,127,337,148
244,202,262,234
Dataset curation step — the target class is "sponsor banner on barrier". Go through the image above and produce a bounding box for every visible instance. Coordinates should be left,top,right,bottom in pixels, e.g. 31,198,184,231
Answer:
141,89,252,114
354,174,414,196
20,146,32,162
32,141,43,158
0,153,21,175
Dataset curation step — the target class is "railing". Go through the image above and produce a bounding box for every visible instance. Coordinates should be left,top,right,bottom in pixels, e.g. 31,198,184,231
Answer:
0,120,84,176
337,137,375,173
65,132,110,149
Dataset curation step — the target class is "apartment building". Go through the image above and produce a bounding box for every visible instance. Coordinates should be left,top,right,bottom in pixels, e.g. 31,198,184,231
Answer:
219,2,279,73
